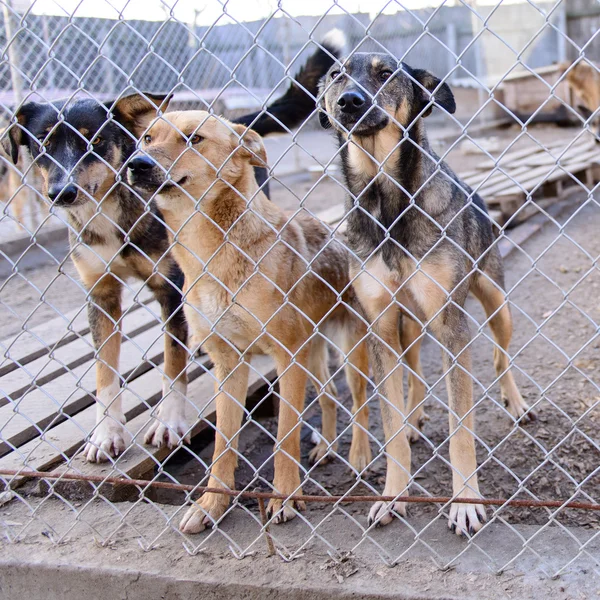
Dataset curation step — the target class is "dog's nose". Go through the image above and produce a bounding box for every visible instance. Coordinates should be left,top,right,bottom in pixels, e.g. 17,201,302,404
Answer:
129,155,156,172
48,183,78,205
337,91,366,113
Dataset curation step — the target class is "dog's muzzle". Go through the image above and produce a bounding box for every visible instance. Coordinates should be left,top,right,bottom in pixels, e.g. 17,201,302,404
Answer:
47,183,78,206
129,155,157,173
337,90,366,114
127,155,163,191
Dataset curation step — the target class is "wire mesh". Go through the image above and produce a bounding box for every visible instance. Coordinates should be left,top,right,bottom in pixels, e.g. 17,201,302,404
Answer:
1,0,600,580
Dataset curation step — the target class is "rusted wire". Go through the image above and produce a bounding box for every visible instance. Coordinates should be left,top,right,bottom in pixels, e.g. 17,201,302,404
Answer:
2,468,599,511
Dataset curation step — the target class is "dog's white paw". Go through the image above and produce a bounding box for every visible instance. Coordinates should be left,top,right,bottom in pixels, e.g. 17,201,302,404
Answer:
367,500,407,527
144,404,191,449
308,431,336,465
84,416,128,463
448,499,487,536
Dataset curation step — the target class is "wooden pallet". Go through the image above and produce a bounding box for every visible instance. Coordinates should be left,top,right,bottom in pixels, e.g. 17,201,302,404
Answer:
461,136,600,224
0,206,346,494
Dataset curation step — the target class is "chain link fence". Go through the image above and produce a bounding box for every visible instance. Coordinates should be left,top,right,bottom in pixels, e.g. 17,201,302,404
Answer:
1,0,600,582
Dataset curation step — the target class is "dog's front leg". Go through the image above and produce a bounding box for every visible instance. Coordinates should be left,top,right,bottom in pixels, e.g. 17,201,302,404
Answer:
83,275,128,463
266,344,310,524
179,341,249,534
352,267,411,526
431,307,487,536
144,270,190,449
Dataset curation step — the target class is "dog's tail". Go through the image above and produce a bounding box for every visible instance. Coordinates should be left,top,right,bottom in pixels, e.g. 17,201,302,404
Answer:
234,29,346,136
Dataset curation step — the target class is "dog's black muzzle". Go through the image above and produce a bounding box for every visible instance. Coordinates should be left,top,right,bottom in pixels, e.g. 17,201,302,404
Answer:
127,155,163,192
47,183,79,206
334,87,388,135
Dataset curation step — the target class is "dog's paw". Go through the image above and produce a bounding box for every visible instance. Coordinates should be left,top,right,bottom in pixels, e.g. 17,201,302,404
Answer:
448,498,487,536
504,396,536,424
349,436,372,473
144,405,191,449
83,416,128,463
407,410,430,443
367,500,407,527
179,493,229,534
266,498,306,524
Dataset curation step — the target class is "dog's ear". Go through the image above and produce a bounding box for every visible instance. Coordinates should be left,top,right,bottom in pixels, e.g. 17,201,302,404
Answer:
404,65,456,118
108,92,172,136
231,124,267,167
1,103,38,164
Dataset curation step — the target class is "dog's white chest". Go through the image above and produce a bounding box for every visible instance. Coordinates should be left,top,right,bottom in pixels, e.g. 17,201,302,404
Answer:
74,236,127,276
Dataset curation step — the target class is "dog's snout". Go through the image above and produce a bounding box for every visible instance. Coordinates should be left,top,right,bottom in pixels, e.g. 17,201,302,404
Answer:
48,183,78,205
337,90,366,113
129,155,156,172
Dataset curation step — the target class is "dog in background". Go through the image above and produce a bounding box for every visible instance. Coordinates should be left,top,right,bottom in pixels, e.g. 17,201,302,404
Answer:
126,104,374,532
563,59,600,139
319,53,532,536
2,33,344,463
0,133,46,232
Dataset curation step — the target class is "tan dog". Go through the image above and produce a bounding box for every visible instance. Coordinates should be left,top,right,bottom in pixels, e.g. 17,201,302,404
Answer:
564,60,600,138
127,107,377,532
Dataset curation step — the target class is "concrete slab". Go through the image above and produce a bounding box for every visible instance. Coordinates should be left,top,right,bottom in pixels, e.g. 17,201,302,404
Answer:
0,496,597,600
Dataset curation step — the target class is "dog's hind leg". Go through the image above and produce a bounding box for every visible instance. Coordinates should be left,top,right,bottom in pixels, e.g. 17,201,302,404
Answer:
179,340,249,534
82,275,128,463
342,325,371,474
266,343,310,524
144,265,191,449
307,335,338,466
401,314,428,443
472,269,533,422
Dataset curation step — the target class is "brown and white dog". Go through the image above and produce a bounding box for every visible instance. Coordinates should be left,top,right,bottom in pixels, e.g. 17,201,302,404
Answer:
126,106,383,532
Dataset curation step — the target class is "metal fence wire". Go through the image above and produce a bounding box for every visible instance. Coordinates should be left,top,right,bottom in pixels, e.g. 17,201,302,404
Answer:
1,0,600,579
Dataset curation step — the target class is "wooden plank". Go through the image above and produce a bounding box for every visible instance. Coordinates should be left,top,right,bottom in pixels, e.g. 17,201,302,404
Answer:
473,137,581,171
3,355,275,496
0,285,153,377
0,301,162,406
0,324,169,456
494,154,600,200
466,165,530,191
0,352,212,487
55,354,276,499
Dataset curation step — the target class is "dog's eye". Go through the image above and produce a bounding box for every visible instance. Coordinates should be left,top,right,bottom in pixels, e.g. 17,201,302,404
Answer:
330,70,341,80
143,134,152,144
92,136,102,146
37,135,50,147
190,134,203,144
380,70,394,81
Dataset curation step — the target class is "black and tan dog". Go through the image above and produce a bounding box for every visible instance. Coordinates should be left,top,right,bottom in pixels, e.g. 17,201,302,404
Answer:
319,53,533,535
2,35,344,462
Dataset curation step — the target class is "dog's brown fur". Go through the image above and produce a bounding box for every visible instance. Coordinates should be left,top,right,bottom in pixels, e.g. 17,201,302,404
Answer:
127,108,382,532
563,60,600,137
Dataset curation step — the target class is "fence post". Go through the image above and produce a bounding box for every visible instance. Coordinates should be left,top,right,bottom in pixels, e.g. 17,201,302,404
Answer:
446,21,457,79
2,0,24,104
